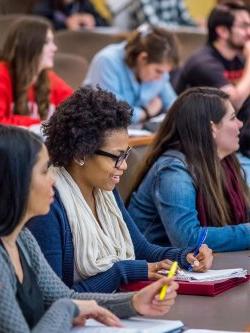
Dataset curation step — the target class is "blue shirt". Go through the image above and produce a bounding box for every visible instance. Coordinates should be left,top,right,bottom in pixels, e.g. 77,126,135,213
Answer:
28,188,191,293
237,152,250,186
84,42,176,123
128,151,250,252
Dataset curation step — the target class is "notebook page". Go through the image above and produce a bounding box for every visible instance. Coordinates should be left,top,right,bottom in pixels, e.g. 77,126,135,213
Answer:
175,268,247,282
72,317,183,333
128,128,152,137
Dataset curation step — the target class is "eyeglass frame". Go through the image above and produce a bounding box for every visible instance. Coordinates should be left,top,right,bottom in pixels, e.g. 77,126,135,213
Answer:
94,146,132,168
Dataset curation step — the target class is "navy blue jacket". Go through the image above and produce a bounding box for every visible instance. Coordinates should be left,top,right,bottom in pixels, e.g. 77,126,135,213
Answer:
28,189,191,293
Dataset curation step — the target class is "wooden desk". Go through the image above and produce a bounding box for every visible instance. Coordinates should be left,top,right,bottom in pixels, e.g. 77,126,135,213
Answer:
165,251,250,331
128,135,154,147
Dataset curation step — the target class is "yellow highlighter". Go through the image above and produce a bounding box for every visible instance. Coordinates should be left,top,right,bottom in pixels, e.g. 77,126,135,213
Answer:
159,261,178,301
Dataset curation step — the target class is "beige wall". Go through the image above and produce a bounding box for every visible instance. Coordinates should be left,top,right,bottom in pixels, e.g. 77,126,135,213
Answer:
185,0,216,20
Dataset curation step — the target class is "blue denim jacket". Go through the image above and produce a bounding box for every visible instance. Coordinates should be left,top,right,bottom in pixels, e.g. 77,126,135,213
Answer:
128,150,250,252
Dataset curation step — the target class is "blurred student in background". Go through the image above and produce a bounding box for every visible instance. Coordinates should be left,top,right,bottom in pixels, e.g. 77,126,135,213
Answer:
0,17,73,127
175,1,250,111
84,25,178,124
33,0,111,30
132,0,198,28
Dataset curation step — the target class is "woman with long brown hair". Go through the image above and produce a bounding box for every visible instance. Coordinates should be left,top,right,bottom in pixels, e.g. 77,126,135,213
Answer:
84,24,178,124
0,17,73,127
128,87,250,252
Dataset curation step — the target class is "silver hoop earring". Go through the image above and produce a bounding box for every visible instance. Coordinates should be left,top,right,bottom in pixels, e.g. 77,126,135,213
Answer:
74,157,85,166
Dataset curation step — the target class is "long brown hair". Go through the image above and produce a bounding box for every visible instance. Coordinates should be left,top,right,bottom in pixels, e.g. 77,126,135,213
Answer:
1,17,52,119
132,87,249,226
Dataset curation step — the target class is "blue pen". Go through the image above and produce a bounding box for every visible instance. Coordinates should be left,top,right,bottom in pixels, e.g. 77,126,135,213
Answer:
188,228,208,271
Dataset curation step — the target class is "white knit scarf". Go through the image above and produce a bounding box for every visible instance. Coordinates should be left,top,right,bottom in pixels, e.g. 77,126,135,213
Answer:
54,167,135,279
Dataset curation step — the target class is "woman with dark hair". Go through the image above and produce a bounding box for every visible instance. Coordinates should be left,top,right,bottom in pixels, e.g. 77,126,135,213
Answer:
28,86,212,294
84,25,178,123
0,17,73,127
0,124,180,332
128,87,250,252
237,101,250,185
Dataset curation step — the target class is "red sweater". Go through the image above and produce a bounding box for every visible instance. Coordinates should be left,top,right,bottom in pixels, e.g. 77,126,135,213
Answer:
0,62,73,126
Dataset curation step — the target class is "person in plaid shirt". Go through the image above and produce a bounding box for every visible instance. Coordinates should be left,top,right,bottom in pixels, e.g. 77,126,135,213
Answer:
132,0,197,28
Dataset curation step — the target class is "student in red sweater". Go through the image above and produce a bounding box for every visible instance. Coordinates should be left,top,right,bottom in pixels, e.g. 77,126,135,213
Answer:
0,17,73,127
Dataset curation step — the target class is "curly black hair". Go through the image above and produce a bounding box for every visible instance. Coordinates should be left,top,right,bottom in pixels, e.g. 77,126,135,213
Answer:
43,86,133,167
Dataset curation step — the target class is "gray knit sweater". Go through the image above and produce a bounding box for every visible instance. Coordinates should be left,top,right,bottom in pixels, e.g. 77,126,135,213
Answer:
0,228,137,333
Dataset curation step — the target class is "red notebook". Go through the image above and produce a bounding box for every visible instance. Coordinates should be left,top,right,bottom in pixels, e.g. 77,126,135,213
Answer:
120,275,250,296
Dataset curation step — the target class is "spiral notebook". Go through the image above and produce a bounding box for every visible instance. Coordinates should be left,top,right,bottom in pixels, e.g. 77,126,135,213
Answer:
120,269,249,296
168,268,247,282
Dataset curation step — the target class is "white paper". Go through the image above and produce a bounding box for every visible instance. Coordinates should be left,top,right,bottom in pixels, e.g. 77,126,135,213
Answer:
177,268,247,282
128,128,152,137
149,114,166,123
185,329,246,333
158,268,247,282
71,317,183,333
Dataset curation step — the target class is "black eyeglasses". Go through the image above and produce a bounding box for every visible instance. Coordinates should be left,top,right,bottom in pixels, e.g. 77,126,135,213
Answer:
95,146,132,168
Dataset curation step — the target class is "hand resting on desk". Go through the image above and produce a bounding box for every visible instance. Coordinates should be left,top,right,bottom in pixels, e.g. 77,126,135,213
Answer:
72,278,178,329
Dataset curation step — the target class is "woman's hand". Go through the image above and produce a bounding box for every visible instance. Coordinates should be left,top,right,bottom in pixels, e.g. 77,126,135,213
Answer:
148,259,173,280
186,244,213,272
147,97,163,118
132,277,178,316
72,300,122,327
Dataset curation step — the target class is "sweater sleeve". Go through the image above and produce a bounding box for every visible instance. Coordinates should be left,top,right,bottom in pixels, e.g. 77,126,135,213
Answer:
27,202,65,281
21,229,137,319
28,197,148,293
72,259,148,293
0,254,78,333
113,189,192,269
153,159,250,252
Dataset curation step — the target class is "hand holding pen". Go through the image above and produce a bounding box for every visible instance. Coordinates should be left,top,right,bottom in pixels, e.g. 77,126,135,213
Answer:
186,228,213,272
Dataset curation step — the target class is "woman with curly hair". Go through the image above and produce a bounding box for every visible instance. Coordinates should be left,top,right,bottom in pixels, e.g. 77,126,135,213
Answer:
128,87,250,252
0,124,180,332
28,86,212,294
0,17,73,127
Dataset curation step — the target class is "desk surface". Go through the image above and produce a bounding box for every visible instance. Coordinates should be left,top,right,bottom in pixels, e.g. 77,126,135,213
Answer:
165,251,250,331
128,135,154,147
